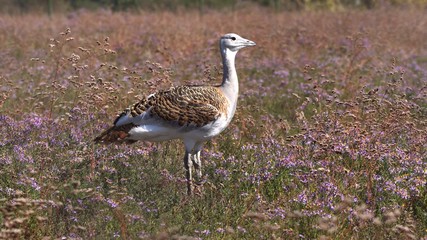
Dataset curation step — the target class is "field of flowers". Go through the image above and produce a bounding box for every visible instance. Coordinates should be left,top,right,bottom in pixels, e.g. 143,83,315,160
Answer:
0,7,426,239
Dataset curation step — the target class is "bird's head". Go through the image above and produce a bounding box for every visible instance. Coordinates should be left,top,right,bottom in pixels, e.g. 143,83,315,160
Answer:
220,33,256,52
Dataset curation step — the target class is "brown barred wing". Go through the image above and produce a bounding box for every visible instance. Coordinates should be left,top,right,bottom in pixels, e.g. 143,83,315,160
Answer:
150,86,229,127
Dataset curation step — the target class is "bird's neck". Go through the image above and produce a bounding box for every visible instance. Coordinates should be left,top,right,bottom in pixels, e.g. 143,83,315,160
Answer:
220,48,238,102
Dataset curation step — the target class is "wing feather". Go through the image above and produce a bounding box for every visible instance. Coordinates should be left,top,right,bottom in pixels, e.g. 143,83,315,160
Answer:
123,85,228,127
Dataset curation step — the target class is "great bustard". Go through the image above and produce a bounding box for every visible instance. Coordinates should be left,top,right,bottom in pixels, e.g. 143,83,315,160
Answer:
94,33,256,195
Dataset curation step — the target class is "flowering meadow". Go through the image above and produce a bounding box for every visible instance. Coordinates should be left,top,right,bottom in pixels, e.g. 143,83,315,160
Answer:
0,7,426,239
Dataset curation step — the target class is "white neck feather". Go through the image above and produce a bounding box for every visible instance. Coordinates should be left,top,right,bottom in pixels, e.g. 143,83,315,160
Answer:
220,48,238,103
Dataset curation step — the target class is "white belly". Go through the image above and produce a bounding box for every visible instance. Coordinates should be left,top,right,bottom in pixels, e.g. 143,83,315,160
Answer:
127,115,230,143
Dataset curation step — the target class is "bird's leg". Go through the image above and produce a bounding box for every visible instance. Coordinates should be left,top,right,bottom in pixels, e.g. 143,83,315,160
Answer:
184,150,193,195
193,150,202,182
192,143,205,186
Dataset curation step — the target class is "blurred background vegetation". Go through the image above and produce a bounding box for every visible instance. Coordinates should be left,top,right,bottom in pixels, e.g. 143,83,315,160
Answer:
1,0,427,14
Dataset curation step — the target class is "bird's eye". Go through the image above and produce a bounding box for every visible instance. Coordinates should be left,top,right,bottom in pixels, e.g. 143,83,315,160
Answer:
231,37,236,40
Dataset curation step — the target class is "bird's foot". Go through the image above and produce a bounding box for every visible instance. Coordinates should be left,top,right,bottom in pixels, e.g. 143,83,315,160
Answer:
186,181,194,196
194,175,207,186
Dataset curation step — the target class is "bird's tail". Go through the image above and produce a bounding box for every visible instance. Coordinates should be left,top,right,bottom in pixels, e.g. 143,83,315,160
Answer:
94,124,136,144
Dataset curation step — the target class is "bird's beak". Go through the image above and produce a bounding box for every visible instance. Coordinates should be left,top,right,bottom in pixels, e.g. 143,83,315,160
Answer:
243,38,256,47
